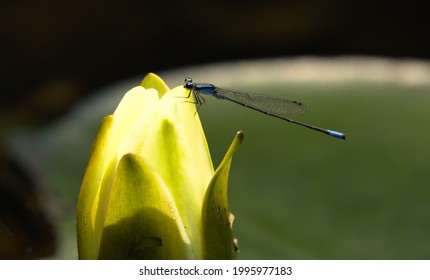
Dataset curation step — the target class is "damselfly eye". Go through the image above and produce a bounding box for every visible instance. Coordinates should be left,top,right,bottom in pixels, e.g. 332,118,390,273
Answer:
184,77,193,84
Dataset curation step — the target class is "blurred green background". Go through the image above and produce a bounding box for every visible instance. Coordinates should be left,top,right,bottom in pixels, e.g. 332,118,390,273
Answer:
4,58,430,259
1,0,429,259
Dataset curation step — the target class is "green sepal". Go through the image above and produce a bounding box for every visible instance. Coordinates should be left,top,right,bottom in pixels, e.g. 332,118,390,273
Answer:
201,131,244,259
97,153,193,259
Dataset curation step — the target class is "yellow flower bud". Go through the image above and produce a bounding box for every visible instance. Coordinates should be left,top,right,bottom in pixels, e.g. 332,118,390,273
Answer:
76,73,243,259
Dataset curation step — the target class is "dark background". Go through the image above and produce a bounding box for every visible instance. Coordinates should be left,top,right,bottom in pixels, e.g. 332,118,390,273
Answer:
1,0,429,124
1,0,429,259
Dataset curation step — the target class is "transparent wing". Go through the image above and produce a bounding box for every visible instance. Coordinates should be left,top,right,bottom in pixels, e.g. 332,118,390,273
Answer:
214,87,306,116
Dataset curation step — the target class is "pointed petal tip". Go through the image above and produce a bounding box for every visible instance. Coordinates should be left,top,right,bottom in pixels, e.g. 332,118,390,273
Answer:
140,73,170,96
234,130,244,145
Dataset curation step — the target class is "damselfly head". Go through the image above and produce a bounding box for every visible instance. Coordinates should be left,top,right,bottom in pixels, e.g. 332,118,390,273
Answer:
184,77,193,89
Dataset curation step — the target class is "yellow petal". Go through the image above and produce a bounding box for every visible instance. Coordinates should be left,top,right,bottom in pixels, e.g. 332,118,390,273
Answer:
98,153,193,259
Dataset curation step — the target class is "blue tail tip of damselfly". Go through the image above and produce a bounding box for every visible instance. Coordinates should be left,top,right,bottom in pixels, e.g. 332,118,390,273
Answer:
327,130,347,140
